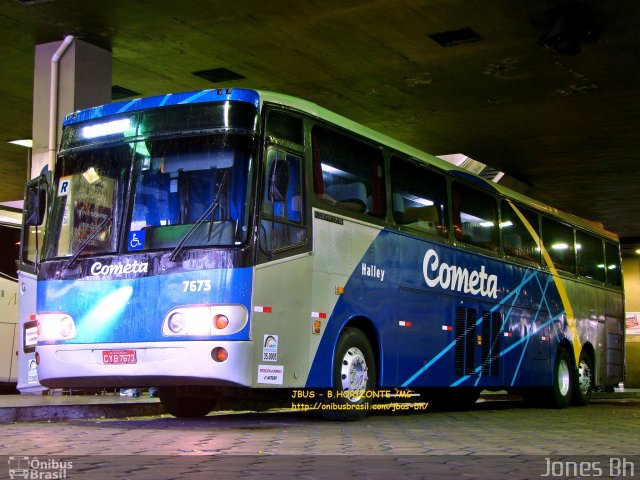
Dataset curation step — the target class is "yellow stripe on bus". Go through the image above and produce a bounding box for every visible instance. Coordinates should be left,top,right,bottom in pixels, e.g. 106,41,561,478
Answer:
506,200,580,365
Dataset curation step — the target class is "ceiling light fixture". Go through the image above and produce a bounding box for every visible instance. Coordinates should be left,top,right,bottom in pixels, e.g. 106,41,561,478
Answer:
7,139,33,148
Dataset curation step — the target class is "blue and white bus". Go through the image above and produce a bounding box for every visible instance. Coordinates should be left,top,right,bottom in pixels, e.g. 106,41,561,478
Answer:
28,88,624,419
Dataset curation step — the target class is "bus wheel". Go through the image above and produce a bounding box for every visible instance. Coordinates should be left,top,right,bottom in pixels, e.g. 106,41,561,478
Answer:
572,350,594,406
322,328,376,421
548,348,573,408
158,387,216,418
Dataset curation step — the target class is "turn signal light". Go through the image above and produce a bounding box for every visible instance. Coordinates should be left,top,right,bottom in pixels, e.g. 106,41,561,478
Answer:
213,314,229,330
211,347,228,362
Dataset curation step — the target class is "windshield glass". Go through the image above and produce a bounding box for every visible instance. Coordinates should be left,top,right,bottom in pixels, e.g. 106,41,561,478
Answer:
126,133,254,251
44,144,131,259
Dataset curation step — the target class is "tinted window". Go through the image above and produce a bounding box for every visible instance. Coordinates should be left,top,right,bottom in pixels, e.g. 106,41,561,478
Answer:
312,127,385,218
541,217,575,273
0,224,20,278
575,231,605,281
605,241,622,287
452,182,498,252
501,201,541,264
260,148,306,251
266,111,303,145
390,156,448,238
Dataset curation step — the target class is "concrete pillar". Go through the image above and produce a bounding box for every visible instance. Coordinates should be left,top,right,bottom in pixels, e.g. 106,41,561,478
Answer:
31,39,111,178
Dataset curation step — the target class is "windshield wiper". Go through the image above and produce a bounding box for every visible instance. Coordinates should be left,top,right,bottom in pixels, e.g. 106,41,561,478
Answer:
63,214,113,270
168,169,229,262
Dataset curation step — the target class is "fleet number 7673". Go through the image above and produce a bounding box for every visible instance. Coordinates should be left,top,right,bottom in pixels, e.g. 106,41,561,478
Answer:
182,280,212,292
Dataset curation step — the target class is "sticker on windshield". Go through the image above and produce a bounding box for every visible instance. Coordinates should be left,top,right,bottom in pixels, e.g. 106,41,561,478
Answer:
128,230,146,251
58,176,72,196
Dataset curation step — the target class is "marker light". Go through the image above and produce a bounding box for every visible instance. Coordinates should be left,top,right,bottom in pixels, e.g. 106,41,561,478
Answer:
81,118,132,139
214,314,229,330
211,347,228,362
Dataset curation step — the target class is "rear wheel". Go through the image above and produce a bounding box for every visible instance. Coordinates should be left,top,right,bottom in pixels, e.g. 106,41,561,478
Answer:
322,328,376,421
548,348,573,408
158,387,216,418
572,350,594,406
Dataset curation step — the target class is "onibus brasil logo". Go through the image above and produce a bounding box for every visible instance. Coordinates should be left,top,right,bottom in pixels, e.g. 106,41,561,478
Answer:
8,457,73,479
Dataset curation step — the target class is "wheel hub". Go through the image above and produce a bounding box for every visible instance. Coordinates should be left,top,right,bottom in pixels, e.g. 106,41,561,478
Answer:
578,359,592,395
340,346,368,401
557,358,571,397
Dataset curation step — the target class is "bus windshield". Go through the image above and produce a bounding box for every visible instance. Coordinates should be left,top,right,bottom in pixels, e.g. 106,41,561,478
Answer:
45,144,130,259
126,133,254,251
45,131,255,260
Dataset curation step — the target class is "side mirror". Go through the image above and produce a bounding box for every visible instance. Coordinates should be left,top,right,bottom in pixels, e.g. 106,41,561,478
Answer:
24,187,46,226
269,159,289,202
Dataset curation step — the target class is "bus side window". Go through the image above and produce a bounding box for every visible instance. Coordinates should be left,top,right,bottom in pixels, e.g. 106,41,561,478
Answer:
576,230,605,282
260,148,306,252
312,126,385,218
604,241,622,287
0,224,20,279
390,156,448,238
541,217,575,273
500,201,541,264
452,182,498,252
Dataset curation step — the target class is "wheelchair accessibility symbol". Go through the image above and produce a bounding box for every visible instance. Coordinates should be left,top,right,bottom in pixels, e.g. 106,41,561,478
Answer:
128,231,145,251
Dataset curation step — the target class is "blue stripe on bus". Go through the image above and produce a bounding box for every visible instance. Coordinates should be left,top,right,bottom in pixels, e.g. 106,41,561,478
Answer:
63,89,261,126
401,268,539,388
306,228,572,390
37,266,253,344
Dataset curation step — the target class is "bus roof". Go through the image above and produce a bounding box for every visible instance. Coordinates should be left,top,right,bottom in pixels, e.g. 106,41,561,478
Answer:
62,88,617,242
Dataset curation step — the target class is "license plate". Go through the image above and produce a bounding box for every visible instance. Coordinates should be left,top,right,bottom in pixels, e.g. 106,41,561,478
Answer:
102,350,137,364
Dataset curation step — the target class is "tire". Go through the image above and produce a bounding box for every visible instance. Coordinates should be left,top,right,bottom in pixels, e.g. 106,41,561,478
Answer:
322,328,376,421
158,387,216,418
572,350,594,406
548,348,573,408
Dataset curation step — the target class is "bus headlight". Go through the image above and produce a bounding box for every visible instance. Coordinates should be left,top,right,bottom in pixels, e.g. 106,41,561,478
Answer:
162,305,247,337
37,313,77,342
167,312,186,333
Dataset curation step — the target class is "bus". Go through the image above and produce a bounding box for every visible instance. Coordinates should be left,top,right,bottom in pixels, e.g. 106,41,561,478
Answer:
0,205,22,389
28,88,624,420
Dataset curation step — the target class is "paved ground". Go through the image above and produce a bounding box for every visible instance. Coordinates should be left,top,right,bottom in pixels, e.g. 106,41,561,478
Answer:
0,393,638,479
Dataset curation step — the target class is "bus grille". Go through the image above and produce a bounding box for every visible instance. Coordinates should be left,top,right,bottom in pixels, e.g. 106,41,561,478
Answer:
455,307,477,376
481,311,501,377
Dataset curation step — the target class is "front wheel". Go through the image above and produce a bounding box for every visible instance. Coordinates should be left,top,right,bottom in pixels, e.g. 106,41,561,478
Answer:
572,350,594,406
548,348,573,408
322,328,376,421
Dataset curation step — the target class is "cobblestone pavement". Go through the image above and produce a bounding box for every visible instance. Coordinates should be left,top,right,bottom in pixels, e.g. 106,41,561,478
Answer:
1,399,639,479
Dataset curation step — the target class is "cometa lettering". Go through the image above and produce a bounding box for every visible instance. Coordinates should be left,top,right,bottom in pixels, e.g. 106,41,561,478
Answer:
422,249,498,299
90,260,149,276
